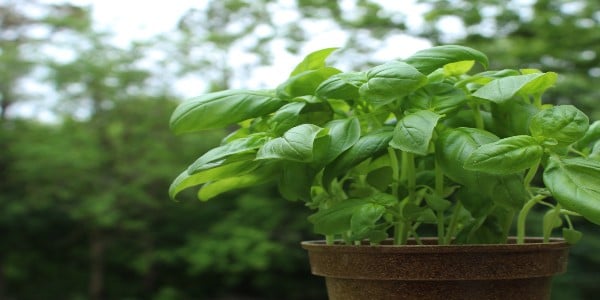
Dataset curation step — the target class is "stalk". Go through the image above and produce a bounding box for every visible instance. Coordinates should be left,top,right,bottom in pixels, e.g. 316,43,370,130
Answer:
397,152,417,245
444,201,462,244
517,195,546,244
435,159,445,244
388,147,403,245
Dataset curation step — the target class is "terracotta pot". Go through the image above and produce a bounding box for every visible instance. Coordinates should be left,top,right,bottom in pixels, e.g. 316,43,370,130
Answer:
301,238,569,300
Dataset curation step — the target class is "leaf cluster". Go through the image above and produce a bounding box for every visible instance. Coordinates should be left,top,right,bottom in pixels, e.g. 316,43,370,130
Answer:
170,45,600,245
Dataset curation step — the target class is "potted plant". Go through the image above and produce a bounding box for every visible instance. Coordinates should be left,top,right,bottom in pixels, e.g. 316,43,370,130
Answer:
168,45,600,299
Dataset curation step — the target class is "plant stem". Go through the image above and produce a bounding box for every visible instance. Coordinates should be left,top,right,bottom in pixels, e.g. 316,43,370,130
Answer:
517,195,545,244
523,159,540,195
404,152,416,203
388,147,403,245
444,201,462,244
472,103,484,130
434,159,445,244
325,235,334,245
543,204,562,243
397,152,417,245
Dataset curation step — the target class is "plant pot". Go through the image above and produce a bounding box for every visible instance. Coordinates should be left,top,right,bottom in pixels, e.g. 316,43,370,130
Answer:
301,238,569,300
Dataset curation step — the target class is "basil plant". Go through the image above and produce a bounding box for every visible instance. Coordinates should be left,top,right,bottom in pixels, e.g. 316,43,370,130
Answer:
169,45,600,245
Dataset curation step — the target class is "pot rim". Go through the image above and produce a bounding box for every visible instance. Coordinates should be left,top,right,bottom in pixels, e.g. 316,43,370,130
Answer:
301,237,569,254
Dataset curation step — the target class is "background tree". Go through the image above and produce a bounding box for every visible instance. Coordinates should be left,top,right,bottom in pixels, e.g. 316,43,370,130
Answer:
1,0,598,299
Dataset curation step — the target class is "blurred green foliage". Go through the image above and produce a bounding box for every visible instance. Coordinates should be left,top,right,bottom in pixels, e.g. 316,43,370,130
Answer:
0,0,598,299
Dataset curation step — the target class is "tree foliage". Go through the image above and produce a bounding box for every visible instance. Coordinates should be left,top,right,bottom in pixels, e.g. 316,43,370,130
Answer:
1,0,598,299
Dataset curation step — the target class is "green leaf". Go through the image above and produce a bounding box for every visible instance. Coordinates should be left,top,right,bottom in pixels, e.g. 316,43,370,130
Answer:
278,161,317,202
490,175,527,210
315,71,367,100
530,105,589,147
278,67,341,99
562,228,583,244
573,121,600,151
401,203,436,223
314,118,361,164
198,163,278,201
390,110,442,155
256,124,325,162
435,127,499,185
405,82,467,115
424,193,452,211
169,158,259,199
543,156,600,224
404,45,488,75
443,60,475,76
464,135,543,174
268,101,333,135
322,127,394,186
290,48,338,76
187,134,269,173
490,100,540,137
359,61,427,107
472,72,557,103
350,203,386,239
170,90,284,134
308,199,365,235
543,209,563,238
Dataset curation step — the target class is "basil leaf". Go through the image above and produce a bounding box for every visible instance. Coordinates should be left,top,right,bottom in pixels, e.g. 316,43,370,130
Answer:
359,61,427,107
187,133,269,173
322,127,394,187
405,82,467,115
350,203,386,240
390,110,442,156
269,101,333,135
435,127,499,185
563,228,583,244
573,120,600,151
277,67,341,99
314,118,361,165
543,156,600,224
472,72,557,103
169,158,260,199
198,163,279,201
290,47,338,76
278,161,318,202
443,60,475,76
404,45,489,75
170,90,284,134
315,71,367,101
256,124,325,162
490,100,540,137
490,175,527,211
464,135,543,174
308,198,365,235
530,105,589,146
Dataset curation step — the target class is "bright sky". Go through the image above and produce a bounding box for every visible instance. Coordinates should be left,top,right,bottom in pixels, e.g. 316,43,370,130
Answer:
22,0,435,121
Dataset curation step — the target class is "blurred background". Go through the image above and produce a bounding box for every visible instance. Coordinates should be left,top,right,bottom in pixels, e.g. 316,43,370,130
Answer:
1,0,599,299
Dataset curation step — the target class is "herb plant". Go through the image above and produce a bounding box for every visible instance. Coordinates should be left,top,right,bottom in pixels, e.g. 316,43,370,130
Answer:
169,45,600,245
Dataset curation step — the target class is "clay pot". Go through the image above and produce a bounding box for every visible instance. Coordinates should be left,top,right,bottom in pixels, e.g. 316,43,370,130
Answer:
301,238,569,300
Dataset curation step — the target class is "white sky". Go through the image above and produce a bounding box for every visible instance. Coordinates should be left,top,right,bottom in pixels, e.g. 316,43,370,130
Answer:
20,0,435,121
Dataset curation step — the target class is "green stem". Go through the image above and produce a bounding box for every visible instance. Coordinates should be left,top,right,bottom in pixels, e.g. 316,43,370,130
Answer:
397,152,417,245
437,212,445,244
434,159,445,244
388,148,403,245
444,201,462,244
325,235,334,245
472,103,484,130
543,204,562,243
388,147,400,200
404,152,416,203
523,159,540,196
517,195,546,244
